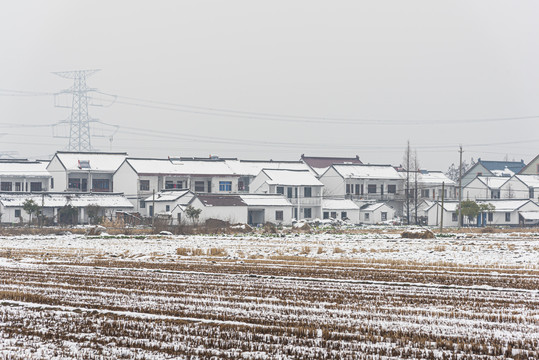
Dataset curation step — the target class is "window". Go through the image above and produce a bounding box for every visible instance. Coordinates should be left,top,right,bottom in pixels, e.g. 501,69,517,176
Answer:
92,179,110,191
355,184,360,195
149,206,154,217
368,184,377,194
323,212,329,219
346,184,351,194
330,211,337,219
219,181,232,192
275,210,283,221
165,180,174,189
30,182,42,192
341,211,347,220
140,200,146,209
304,187,312,198
304,208,312,218
177,181,184,189
276,186,284,195
505,212,511,222
421,189,430,198
360,184,364,195
238,180,244,191
388,185,396,194
140,180,150,191
530,188,534,199
287,187,293,198
207,181,212,193
1,182,12,191
177,213,182,223
68,178,81,189
15,182,21,191
166,205,170,212
50,178,54,189
15,209,21,218
488,212,493,222
194,181,205,192
364,213,370,221
452,212,458,222
381,212,387,221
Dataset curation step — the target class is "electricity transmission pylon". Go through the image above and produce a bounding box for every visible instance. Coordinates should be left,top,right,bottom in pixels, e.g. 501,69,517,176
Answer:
53,69,100,151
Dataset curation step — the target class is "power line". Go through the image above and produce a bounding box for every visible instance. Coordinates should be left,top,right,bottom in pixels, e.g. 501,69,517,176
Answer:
2,87,539,126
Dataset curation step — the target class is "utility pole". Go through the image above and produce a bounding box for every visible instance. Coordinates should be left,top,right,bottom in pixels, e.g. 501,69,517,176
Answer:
405,141,411,225
54,69,100,151
440,182,445,233
152,189,156,228
414,168,418,225
458,145,463,229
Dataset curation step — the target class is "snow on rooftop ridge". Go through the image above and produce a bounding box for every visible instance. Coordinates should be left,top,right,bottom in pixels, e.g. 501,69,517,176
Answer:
332,164,401,180
0,161,51,177
54,152,128,172
477,176,510,189
225,159,310,176
322,199,359,210
263,169,323,186
240,194,292,206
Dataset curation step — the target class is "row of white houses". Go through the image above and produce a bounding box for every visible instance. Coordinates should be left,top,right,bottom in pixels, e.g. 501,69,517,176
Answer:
1,152,538,227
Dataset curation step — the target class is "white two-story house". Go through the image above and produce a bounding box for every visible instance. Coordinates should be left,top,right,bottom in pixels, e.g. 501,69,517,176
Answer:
114,157,242,211
46,151,128,193
320,164,402,201
249,169,323,220
0,160,51,193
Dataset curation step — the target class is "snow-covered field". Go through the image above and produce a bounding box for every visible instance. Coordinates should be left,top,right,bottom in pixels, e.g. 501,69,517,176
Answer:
0,232,537,359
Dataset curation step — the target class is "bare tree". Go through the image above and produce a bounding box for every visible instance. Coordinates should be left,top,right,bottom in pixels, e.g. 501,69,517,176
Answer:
403,141,411,225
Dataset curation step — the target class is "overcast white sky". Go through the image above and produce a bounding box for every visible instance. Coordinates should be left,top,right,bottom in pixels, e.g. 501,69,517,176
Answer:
1,1,538,169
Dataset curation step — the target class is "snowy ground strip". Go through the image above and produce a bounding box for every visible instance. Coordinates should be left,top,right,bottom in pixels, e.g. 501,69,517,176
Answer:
0,232,537,359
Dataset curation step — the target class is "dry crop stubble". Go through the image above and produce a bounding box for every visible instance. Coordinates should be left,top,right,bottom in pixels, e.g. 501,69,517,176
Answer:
0,232,537,359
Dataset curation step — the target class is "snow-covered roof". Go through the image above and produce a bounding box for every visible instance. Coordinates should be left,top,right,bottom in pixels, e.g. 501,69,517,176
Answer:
0,192,133,208
301,155,362,169
491,167,515,177
398,171,455,186
477,176,509,189
360,202,391,212
225,159,310,176
428,199,537,213
52,152,128,172
515,175,539,188
240,194,292,207
168,159,237,176
478,199,536,212
0,161,51,178
262,169,323,186
331,164,401,180
322,199,359,210
125,158,237,176
144,190,192,203
520,211,539,220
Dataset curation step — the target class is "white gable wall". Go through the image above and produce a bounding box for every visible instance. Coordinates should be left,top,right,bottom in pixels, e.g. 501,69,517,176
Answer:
47,156,67,192
318,167,344,196
499,177,531,199
463,178,492,200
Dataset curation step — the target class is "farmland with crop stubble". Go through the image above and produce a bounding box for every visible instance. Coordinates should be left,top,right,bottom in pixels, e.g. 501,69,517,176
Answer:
0,231,537,359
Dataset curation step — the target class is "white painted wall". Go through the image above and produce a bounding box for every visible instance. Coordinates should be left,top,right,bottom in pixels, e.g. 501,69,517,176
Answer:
463,178,491,200
188,198,248,224
318,167,344,196
46,156,67,192
360,204,395,224
499,178,531,199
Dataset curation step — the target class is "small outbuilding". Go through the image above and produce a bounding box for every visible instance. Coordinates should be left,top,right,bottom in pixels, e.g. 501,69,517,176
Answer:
359,202,396,224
